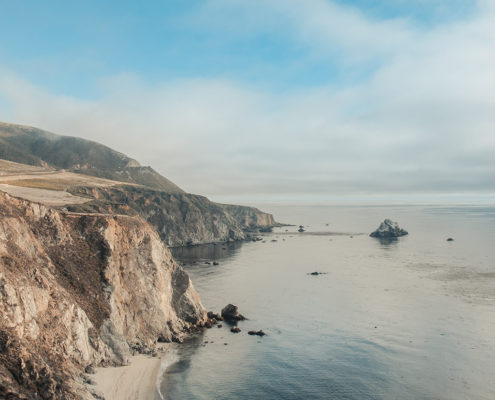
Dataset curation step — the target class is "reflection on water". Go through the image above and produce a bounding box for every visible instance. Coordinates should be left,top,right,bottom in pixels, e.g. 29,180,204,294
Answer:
375,237,401,248
161,205,495,400
170,241,243,265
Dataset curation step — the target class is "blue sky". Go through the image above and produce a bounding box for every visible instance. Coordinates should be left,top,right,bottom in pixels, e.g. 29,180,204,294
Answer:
0,0,494,200
0,0,477,95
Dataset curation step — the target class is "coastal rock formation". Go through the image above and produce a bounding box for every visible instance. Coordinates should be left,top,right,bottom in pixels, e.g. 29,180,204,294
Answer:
370,219,408,239
221,304,246,322
65,185,277,247
0,191,206,399
0,122,279,247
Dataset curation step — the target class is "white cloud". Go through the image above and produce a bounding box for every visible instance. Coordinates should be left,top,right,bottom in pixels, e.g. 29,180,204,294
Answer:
1,1,495,199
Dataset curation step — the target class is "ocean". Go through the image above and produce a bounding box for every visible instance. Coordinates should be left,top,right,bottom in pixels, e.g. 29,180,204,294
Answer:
160,204,495,400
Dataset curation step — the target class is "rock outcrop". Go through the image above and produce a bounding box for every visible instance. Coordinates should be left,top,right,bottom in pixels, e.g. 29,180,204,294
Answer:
64,185,277,247
0,191,206,399
370,219,408,238
221,304,246,322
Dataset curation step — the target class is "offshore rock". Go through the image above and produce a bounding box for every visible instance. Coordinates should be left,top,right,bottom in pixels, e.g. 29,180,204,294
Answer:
370,219,408,239
221,304,246,322
248,330,266,337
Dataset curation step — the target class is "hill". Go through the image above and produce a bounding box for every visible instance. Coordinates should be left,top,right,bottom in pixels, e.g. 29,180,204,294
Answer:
0,122,183,193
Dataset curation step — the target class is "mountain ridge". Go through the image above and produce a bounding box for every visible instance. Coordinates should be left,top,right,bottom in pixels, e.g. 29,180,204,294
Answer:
0,121,184,193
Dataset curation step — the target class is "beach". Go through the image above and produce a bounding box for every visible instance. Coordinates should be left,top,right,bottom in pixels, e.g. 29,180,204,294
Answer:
93,346,170,400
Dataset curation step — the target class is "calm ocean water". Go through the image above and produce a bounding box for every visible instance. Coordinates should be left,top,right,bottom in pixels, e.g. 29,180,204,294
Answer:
160,204,495,400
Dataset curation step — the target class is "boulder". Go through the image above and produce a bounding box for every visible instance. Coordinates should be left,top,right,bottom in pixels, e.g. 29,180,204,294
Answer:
230,327,241,333
370,219,408,238
221,304,246,322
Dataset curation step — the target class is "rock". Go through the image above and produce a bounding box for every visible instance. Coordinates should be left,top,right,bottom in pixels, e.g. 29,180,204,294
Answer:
221,304,246,322
447,237,454,242
85,365,97,375
217,324,222,328
230,327,241,333
370,219,408,238
204,261,211,265
298,225,305,232
83,375,96,386
207,311,223,321
248,330,266,336
213,261,219,265
89,388,106,400
308,272,326,276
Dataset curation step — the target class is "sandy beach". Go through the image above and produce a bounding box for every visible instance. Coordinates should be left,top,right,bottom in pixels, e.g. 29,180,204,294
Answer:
93,346,170,400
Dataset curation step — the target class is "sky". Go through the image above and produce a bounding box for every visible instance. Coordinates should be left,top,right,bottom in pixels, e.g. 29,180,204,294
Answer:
0,0,494,202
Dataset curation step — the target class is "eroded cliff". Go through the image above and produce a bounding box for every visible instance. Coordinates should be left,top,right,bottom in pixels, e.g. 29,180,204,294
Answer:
0,191,206,399
65,185,277,247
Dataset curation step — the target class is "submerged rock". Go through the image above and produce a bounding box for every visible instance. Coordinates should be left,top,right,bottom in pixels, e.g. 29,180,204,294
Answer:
308,272,327,276
248,330,266,337
370,219,408,238
221,304,246,322
447,238,454,242
230,327,241,333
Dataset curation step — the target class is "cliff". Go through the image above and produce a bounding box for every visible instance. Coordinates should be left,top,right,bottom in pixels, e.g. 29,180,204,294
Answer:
64,185,277,247
0,191,206,399
0,122,279,246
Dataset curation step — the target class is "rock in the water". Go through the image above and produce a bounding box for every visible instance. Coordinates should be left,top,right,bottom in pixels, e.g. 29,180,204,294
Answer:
221,304,246,322
308,272,327,276
248,330,266,336
230,327,241,333
447,237,454,242
370,219,408,238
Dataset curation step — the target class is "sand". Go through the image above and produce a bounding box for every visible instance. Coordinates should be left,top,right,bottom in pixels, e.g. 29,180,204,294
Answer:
92,348,170,400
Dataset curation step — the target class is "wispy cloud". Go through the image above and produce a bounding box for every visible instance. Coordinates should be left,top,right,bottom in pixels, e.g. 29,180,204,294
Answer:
0,1,494,199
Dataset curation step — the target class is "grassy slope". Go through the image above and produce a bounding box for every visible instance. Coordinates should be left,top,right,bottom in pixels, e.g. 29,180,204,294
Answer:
0,122,183,193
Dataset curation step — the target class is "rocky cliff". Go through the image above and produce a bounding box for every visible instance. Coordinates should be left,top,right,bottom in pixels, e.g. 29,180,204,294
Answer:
64,185,277,247
0,191,206,399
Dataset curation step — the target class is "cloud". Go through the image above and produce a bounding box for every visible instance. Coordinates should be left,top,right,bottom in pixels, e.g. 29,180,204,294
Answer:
0,1,494,200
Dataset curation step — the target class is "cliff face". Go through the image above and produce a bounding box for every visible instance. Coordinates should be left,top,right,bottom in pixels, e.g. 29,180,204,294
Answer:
0,192,206,399
65,185,277,247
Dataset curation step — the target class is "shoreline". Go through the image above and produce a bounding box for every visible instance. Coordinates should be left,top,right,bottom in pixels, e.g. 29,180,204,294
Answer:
92,344,170,400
